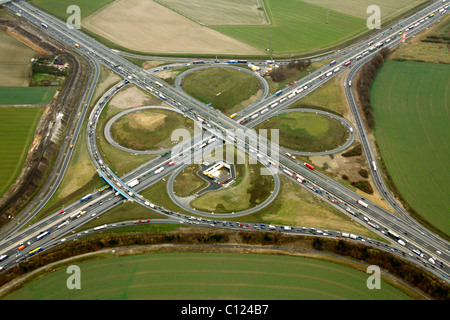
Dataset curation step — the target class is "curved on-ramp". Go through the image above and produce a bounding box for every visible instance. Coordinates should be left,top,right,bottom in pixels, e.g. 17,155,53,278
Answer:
104,105,200,155
255,108,356,157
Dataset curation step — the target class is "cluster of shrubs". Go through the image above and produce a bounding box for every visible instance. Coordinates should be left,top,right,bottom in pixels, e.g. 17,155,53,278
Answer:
270,59,311,82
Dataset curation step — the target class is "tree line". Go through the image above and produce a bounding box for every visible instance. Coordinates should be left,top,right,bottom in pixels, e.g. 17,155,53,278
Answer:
355,48,390,129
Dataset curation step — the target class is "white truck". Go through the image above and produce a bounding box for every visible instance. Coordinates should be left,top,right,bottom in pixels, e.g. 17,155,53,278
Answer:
127,179,140,188
357,199,369,208
144,201,156,208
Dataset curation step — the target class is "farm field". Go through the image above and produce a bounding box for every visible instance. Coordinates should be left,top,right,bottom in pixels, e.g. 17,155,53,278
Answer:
156,0,270,25
0,29,39,87
181,67,262,115
29,0,114,20
370,60,450,236
213,0,366,55
81,0,263,55
0,107,44,198
110,109,196,151
303,0,426,21
255,112,349,152
0,87,57,105
2,253,412,300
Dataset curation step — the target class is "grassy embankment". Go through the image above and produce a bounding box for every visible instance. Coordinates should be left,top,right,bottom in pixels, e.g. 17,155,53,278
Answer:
110,109,195,151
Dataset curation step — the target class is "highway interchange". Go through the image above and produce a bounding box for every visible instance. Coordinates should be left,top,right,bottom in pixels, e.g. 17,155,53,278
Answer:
0,0,449,288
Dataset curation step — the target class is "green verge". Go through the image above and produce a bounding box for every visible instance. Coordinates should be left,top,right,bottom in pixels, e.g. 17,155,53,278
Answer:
370,60,450,236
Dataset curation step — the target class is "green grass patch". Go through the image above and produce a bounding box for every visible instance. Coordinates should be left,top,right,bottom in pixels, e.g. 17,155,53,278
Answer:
256,112,349,152
172,164,209,197
371,60,450,236
30,73,65,87
182,67,261,115
213,0,366,55
2,252,411,300
0,107,44,197
110,109,195,151
288,74,347,116
0,87,57,105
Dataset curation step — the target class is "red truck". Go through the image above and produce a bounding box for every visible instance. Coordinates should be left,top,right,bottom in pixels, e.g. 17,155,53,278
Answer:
304,162,315,170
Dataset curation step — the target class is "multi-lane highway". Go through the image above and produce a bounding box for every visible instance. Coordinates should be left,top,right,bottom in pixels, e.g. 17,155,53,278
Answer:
1,0,449,284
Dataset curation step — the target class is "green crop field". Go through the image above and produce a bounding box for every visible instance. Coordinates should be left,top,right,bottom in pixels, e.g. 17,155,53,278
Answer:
0,107,44,197
371,60,450,236
2,253,412,300
29,0,114,20
255,112,349,152
0,87,57,105
303,0,426,21
213,0,366,55
182,67,261,115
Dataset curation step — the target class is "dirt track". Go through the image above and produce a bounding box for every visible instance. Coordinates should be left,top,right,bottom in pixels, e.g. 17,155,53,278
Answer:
0,17,90,231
